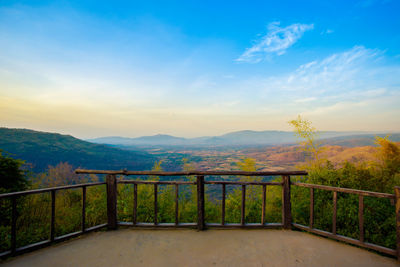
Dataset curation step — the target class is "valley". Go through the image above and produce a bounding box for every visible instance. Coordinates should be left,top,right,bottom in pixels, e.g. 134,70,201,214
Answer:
1,127,399,175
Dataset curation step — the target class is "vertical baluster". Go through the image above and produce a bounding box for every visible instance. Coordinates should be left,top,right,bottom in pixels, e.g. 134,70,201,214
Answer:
222,184,226,225
359,195,364,242
282,175,292,229
175,184,179,225
51,190,56,241
241,185,246,226
261,185,266,225
394,186,400,261
332,191,337,235
82,186,86,233
197,175,205,230
154,184,158,225
133,183,137,225
11,196,17,253
310,188,314,229
106,174,117,230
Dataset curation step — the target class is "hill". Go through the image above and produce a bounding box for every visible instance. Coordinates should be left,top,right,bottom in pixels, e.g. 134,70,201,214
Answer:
89,134,187,146
88,130,374,146
0,128,156,172
321,134,400,147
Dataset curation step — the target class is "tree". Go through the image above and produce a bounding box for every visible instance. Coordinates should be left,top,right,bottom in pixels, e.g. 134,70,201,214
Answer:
374,136,400,175
0,150,28,193
33,162,97,188
287,115,399,248
236,157,257,173
372,136,400,192
288,115,325,171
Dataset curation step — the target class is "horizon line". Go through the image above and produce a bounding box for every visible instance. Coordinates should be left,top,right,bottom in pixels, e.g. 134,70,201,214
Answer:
2,126,400,140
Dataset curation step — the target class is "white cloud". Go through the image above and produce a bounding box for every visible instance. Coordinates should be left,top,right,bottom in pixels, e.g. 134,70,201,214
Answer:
233,45,400,130
261,46,386,96
236,22,314,63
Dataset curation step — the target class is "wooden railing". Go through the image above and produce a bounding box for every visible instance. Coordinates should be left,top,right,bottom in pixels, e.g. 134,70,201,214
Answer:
0,182,107,257
75,170,304,230
291,182,398,257
1,169,399,261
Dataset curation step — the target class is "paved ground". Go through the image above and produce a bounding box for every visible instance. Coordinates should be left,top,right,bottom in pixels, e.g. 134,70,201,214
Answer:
1,229,398,267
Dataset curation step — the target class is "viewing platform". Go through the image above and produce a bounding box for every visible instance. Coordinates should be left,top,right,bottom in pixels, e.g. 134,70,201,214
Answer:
1,170,400,266
2,229,398,266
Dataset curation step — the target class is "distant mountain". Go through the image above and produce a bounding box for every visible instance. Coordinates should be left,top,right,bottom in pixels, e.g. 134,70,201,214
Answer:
127,134,187,145
2,127,399,174
89,134,188,145
321,133,400,147
88,130,377,147
217,130,363,145
0,128,155,172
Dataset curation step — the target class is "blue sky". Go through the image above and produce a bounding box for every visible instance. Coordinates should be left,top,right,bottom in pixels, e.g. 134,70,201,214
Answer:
0,0,399,138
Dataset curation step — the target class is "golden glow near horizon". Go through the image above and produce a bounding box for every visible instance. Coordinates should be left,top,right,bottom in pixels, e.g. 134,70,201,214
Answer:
1,94,399,139
1,4,400,139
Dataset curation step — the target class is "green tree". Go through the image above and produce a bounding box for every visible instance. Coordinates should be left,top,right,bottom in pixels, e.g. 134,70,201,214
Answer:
179,158,197,223
226,158,262,223
288,115,399,249
0,150,28,193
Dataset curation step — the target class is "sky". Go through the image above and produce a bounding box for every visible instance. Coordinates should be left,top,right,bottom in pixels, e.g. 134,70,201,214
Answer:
1,0,400,138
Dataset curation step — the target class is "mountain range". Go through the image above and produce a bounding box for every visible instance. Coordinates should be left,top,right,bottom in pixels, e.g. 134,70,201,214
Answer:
87,130,399,147
2,127,400,174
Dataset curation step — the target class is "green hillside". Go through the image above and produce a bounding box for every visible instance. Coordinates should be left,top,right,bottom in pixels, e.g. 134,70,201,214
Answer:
0,128,155,172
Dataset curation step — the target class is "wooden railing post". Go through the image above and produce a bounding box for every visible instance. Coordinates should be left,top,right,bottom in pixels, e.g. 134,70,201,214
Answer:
358,195,364,242
221,184,226,225
261,184,266,225
241,185,246,226
197,175,205,230
333,191,337,235
175,184,179,225
309,188,314,229
11,196,17,254
154,184,158,225
50,190,55,241
282,175,292,229
395,186,400,261
82,186,86,233
133,183,137,225
106,174,117,230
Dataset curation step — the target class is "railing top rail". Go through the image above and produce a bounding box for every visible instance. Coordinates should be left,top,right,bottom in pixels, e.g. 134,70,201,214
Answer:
75,169,308,176
205,181,283,185
120,180,196,185
119,180,283,186
293,182,395,199
0,182,106,198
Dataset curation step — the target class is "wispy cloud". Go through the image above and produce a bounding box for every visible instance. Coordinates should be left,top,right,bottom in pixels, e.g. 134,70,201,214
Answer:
261,46,386,96
321,29,334,35
236,22,314,63
244,45,400,128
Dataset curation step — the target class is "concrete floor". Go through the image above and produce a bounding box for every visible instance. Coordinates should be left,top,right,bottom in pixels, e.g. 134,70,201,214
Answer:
1,229,398,267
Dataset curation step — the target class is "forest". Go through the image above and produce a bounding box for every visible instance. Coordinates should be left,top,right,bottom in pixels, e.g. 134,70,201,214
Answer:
1,117,399,254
